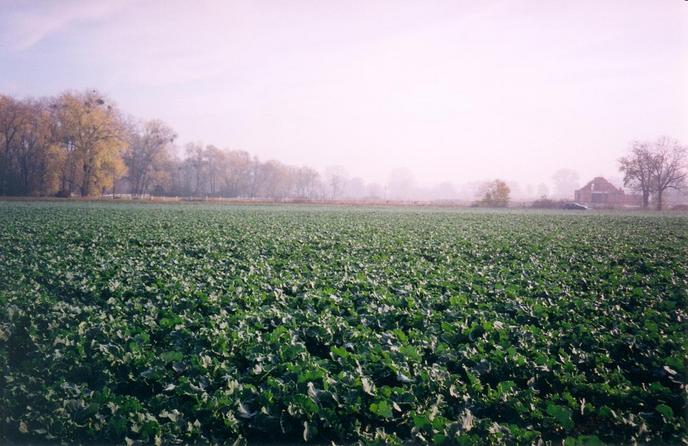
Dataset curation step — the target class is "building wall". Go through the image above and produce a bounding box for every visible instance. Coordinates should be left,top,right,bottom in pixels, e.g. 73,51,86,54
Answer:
574,177,633,208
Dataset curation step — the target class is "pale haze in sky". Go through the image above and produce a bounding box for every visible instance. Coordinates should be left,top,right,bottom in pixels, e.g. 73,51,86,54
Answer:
1,0,687,191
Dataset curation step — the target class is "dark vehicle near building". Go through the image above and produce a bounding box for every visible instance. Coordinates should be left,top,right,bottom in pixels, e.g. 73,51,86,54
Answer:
562,202,588,210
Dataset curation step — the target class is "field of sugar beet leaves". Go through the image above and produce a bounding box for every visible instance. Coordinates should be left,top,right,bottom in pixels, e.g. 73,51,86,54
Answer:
0,201,686,445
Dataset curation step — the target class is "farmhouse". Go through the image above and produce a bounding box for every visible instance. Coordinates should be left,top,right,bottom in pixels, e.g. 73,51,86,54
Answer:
574,177,641,208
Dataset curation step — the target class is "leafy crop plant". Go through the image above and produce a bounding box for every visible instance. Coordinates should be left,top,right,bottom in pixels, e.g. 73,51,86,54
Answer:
1,202,686,444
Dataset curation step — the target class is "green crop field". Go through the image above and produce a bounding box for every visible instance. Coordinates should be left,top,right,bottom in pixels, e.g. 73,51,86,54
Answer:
1,201,686,445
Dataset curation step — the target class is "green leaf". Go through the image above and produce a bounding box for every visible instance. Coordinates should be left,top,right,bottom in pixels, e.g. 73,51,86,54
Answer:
656,404,674,419
330,346,349,359
400,345,421,362
370,400,393,418
547,403,574,430
161,351,184,363
413,413,431,429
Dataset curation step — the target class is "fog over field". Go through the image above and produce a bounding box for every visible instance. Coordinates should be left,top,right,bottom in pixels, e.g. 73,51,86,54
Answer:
1,0,687,200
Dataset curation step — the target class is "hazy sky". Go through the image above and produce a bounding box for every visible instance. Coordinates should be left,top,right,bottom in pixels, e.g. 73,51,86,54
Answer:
1,0,687,187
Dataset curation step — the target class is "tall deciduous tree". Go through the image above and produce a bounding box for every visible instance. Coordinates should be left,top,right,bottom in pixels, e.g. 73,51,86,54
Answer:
0,95,26,195
14,99,57,195
619,141,654,209
0,96,60,195
221,150,253,197
184,142,208,196
125,119,176,196
52,90,127,196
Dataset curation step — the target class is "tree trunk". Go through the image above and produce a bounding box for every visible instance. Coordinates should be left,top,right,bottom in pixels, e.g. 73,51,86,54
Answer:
0,154,5,196
81,174,90,196
656,190,663,210
0,145,11,195
642,190,649,209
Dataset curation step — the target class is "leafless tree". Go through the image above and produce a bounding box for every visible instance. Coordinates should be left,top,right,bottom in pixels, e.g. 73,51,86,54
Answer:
325,165,347,200
125,119,176,197
649,137,687,210
552,168,580,199
14,99,55,195
619,138,687,210
294,166,320,199
221,150,253,197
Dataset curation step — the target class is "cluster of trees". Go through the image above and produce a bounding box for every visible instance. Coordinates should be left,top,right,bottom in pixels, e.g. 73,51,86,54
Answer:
474,179,510,207
0,91,126,197
0,90,329,200
3,90,685,207
619,138,687,210
0,89,537,204
161,144,322,199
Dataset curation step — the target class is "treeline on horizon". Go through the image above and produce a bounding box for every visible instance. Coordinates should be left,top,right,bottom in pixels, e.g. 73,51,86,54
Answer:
2,89,686,205
0,89,599,203
0,89,355,200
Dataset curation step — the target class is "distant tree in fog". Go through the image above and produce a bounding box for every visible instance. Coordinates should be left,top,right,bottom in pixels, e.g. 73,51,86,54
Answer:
366,182,384,199
619,138,687,210
432,181,457,200
507,181,522,200
221,150,254,197
256,160,295,199
345,176,366,199
476,179,510,207
294,166,320,199
184,142,209,195
649,138,687,210
325,165,347,200
458,182,482,201
552,169,580,199
536,183,549,198
387,167,415,200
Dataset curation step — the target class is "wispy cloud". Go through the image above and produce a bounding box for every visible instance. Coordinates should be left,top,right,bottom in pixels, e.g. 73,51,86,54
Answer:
0,0,129,51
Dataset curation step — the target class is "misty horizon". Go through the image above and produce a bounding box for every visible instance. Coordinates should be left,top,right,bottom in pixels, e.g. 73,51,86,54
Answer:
1,0,687,197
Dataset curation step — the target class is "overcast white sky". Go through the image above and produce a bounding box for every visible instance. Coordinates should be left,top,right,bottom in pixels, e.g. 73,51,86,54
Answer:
1,0,687,188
